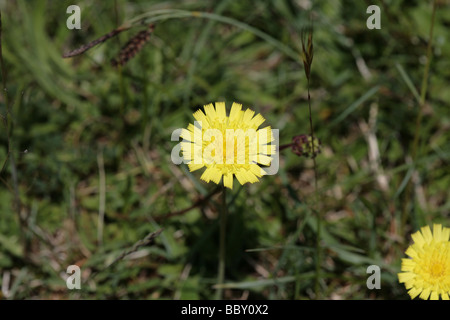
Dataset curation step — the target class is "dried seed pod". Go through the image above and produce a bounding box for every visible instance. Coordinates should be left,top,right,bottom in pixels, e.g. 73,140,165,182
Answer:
291,134,321,158
301,25,314,80
111,24,154,67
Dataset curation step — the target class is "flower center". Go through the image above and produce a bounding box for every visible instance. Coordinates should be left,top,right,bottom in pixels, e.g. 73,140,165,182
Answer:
429,262,444,278
420,243,450,283
223,137,241,164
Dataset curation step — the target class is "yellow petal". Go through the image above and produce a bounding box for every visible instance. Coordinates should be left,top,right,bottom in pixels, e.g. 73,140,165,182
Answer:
242,108,255,124
419,287,431,300
257,126,274,143
193,109,209,128
400,259,416,272
200,165,221,183
215,102,226,120
180,128,193,141
204,103,217,121
229,102,242,122
421,225,433,244
398,272,415,283
249,113,265,128
223,173,233,190
235,170,248,185
257,154,272,166
249,164,264,177
430,291,439,300
442,226,450,242
411,230,425,247
408,287,421,299
188,163,204,172
433,224,443,241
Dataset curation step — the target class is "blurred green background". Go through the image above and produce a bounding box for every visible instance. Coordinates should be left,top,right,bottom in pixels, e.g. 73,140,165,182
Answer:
0,0,449,299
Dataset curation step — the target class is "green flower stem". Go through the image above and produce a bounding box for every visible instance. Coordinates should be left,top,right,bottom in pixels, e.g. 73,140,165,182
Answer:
401,0,437,232
301,22,320,299
308,79,321,299
124,10,299,61
215,186,227,300
0,11,22,239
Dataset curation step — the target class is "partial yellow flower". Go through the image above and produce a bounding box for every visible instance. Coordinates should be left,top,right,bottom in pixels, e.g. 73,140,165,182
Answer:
398,224,450,300
180,102,276,190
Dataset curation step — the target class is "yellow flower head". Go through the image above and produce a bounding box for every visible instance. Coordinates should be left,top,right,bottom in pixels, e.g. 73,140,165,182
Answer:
398,224,450,300
180,102,276,190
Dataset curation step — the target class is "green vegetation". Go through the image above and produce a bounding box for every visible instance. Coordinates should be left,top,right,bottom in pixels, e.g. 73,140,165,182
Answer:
0,0,448,300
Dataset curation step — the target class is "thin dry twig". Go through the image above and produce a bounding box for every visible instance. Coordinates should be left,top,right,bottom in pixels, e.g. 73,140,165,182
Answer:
154,185,221,221
106,228,163,269
358,103,389,192
97,149,106,247
89,228,164,281
62,26,128,58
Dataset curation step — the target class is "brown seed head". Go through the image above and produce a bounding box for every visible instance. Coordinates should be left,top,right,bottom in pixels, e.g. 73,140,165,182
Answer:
301,26,314,80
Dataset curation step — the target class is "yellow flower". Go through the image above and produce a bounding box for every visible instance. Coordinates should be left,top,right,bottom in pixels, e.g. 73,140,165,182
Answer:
398,224,450,300
180,102,276,190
